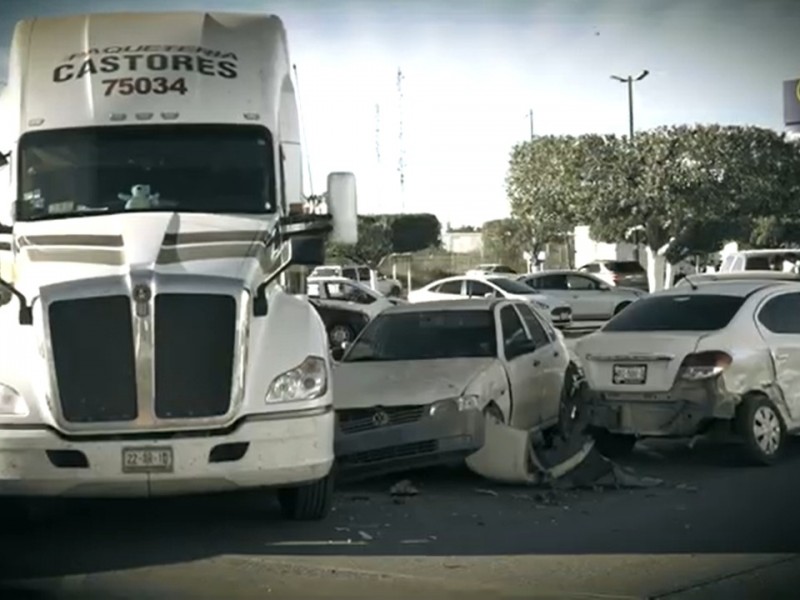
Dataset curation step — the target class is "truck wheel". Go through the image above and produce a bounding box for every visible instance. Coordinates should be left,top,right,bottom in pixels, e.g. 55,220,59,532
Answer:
735,395,785,466
613,302,631,315
277,473,334,521
592,430,637,458
329,324,354,346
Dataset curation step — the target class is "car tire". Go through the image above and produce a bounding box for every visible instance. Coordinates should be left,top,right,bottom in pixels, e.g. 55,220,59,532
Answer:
556,361,586,441
329,323,354,346
277,473,335,521
592,430,637,458
613,301,631,315
735,395,785,466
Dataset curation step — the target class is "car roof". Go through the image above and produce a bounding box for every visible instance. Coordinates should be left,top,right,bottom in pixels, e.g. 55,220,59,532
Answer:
683,271,800,284
658,279,795,298
733,249,800,256
385,299,500,313
521,269,589,277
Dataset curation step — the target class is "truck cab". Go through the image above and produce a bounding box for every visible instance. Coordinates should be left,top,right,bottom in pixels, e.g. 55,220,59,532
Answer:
0,11,357,520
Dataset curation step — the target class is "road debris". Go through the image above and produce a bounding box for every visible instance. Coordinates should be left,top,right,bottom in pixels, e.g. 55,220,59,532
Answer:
474,488,499,497
358,530,373,541
390,479,419,497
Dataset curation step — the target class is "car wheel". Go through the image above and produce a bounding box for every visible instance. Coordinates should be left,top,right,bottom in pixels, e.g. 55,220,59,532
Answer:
329,323,354,346
613,301,631,315
592,430,637,458
277,473,335,521
556,362,586,440
388,285,401,297
736,395,785,466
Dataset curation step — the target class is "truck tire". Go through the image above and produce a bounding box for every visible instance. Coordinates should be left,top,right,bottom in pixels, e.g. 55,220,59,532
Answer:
592,430,637,458
735,395,785,466
277,473,334,521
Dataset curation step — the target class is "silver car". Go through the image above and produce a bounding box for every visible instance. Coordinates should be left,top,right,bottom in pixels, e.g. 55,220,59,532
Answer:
518,270,645,322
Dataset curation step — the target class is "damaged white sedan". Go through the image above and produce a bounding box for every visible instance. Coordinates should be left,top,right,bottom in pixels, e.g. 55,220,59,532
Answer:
331,298,576,479
576,280,800,465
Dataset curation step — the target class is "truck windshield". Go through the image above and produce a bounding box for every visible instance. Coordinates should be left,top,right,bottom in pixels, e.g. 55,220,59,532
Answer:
17,124,275,221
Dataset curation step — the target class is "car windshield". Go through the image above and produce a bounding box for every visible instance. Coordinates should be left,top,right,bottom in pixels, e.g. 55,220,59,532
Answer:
343,309,497,362
487,277,538,294
602,294,745,332
16,124,275,221
606,261,646,274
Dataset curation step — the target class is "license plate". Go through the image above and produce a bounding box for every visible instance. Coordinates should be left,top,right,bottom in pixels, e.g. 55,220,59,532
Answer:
612,364,647,384
122,447,174,473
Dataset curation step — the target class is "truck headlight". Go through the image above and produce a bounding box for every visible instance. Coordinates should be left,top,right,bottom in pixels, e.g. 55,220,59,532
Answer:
266,356,328,403
0,384,28,417
428,394,481,417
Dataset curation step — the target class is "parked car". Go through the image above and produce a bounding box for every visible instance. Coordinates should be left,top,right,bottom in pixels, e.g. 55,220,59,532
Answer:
466,263,518,277
675,271,800,288
407,275,572,329
331,299,575,479
578,260,648,291
309,264,404,297
518,270,645,322
574,280,800,465
308,298,372,349
719,249,800,273
306,276,403,320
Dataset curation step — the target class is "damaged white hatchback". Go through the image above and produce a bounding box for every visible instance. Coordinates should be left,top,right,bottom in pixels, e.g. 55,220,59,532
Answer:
576,280,800,465
331,298,576,480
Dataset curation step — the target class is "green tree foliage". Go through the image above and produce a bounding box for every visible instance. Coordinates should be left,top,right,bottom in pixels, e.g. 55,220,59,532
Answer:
390,213,442,252
326,213,442,267
481,218,529,271
507,125,800,257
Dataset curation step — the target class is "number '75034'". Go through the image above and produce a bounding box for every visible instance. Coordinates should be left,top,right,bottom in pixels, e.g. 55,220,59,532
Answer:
101,77,188,96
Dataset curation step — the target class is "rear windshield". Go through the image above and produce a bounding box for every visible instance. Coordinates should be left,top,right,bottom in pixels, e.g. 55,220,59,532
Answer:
343,309,496,362
606,261,646,274
602,294,745,332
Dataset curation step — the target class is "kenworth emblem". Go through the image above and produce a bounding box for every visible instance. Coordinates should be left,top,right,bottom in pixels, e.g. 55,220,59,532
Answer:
132,283,152,318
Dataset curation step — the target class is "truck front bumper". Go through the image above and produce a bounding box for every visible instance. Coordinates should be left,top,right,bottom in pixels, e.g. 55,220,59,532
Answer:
0,407,334,498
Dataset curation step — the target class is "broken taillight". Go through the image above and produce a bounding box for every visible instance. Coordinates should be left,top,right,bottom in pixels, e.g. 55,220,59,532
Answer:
678,351,733,381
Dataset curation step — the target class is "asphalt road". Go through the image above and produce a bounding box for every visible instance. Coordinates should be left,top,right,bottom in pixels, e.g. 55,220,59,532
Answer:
1,436,799,600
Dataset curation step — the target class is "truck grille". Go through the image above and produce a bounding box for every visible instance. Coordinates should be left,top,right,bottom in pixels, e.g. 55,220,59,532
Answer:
154,293,237,419
49,296,138,423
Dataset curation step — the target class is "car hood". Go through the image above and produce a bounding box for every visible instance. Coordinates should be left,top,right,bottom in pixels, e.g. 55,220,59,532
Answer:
9,212,278,295
333,357,497,409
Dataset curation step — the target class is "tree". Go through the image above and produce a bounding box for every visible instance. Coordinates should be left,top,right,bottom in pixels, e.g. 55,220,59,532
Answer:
389,213,441,252
506,134,619,256
481,218,529,270
327,215,393,269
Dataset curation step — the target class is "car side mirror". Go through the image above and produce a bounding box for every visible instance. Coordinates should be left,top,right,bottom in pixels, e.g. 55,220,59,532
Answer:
483,292,494,298
331,342,349,362
326,172,358,245
598,284,610,291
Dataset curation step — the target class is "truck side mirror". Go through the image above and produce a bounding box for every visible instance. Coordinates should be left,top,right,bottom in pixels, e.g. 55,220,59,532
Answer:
326,172,358,245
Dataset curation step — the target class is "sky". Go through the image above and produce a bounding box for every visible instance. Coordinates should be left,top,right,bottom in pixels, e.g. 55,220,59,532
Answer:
1,0,799,227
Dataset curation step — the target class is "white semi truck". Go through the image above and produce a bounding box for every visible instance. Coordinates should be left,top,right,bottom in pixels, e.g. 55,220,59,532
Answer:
0,11,358,520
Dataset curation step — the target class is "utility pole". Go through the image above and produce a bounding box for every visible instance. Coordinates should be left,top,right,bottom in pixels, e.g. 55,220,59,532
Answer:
375,103,382,206
397,67,406,212
292,64,314,196
528,109,534,140
611,70,649,264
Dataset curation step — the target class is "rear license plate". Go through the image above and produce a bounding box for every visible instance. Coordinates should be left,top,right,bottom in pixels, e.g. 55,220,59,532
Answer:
122,447,174,473
612,364,647,384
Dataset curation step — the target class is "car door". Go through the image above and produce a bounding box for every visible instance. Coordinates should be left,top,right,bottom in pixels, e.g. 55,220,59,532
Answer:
530,273,573,311
515,302,567,426
754,291,800,421
497,303,541,430
466,279,497,298
565,273,613,319
426,279,464,301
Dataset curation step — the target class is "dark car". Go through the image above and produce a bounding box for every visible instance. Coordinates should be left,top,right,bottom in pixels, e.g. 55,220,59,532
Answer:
308,298,371,349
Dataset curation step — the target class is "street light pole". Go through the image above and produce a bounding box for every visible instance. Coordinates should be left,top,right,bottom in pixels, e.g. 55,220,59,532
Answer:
611,70,649,142
611,70,649,263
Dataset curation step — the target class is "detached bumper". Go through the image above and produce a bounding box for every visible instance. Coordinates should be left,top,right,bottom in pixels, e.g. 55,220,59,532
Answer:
335,407,485,480
0,407,334,498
